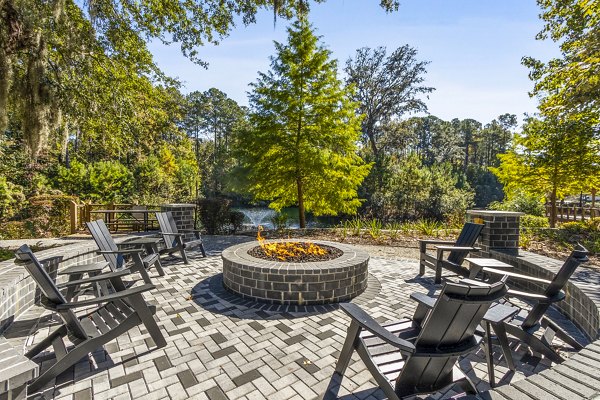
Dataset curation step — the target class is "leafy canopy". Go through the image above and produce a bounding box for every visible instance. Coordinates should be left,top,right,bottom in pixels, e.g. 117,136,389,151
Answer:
236,18,370,226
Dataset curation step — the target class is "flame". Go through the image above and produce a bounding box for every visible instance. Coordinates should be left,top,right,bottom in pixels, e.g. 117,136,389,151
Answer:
257,226,327,261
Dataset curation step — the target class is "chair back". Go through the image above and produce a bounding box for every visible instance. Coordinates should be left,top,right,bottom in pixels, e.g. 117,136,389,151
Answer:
446,222,484,265
395,278,507,396
522,244,589,329
156,211,180,249
14,245,88,340
87,219,123,269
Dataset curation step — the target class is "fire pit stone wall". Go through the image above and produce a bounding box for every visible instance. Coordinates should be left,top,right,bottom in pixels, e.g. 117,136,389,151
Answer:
222,240,369,305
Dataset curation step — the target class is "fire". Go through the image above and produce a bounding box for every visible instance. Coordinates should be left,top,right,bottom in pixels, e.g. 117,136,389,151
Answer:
257,226,327,261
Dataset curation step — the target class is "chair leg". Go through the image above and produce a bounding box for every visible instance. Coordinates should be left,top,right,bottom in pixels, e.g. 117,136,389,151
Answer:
334,321,360,376
128,294,167,349
419,243,426,275
180,248,189,264
131,254,153,284
199,243,206,258
434,260,442,284
25,326,67,359
502,323,564,363
152,258,165,277
541,317,583,350
492,322,515,371
482,321,496,387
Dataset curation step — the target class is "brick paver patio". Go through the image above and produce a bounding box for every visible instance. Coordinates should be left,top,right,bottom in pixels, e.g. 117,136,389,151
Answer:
5,236,585,400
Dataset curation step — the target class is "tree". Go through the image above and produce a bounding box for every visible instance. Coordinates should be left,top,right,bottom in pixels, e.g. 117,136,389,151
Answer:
523,0,600,119
344,46,434,161
0,0,399,157
182,89,248,197
491,116,600,227
237,19,370,228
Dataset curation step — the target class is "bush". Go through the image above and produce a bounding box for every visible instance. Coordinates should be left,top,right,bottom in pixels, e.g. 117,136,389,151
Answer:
521,214,550,230
229,210,245,234
27,194,77,238
0,176,25,220
197,198,232,234
270,212,289,230
489,191,545,216
0,220,35,239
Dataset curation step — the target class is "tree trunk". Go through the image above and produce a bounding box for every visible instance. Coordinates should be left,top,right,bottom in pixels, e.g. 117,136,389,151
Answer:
297,177,306,228
550,186,557,228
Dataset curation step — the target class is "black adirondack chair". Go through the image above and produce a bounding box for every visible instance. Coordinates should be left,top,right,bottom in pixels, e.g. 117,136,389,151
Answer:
481,244,588,371
87,219,164,284
324,279,507,399
155,211,206,264
418,222,484,284
14,245,166,393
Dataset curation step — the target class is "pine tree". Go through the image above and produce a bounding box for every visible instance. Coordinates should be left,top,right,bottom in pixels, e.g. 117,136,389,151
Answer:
237,18,370,228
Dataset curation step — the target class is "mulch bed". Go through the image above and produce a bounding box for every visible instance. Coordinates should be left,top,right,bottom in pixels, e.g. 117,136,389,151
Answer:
248,243,343,262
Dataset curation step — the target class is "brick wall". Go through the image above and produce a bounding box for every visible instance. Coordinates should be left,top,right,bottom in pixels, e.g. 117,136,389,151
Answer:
467,210,524,256
160,204,196,241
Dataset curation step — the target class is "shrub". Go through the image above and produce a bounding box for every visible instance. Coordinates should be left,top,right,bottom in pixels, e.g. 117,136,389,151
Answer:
0,176,25,220
27,194,77,238
197,198,232,234
229,210,245,234
270,212,289,231
489,191,545,217
521,215,550,230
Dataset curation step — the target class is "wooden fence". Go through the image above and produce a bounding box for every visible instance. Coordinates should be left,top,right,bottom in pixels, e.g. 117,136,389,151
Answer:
70,203,160,233
545,203,600,222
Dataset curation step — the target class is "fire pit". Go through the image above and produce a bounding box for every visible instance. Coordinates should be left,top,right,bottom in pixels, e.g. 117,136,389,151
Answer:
221,239,369,305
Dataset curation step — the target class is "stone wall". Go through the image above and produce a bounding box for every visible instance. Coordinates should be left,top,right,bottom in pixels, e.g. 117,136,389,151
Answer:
0,241,102,334
467,210,523,256
160,204,196,241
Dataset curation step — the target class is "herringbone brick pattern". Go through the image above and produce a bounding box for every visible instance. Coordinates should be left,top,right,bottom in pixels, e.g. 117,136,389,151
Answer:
8,236,585,400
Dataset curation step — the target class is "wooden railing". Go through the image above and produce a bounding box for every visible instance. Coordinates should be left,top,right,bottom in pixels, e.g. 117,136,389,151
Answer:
545,203,600,222
72,203,160,233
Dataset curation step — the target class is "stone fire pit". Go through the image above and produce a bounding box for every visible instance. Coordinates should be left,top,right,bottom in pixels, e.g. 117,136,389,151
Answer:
221,240,369,305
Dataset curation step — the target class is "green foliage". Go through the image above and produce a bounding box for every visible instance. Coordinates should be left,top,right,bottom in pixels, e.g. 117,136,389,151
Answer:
270,212,289,231
58,161,133,203
229,211,246,234
520,214,550,229
366,219,383,240
345,46,434,160
524,0,600,118
27,194,76,238
374,154,474,222
197,197,236,235
489,190,546,217
236,19,370,228
0,176,25,219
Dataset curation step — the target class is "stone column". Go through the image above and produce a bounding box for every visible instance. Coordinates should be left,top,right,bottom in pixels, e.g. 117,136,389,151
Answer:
161,203,197,241
466,210,524,257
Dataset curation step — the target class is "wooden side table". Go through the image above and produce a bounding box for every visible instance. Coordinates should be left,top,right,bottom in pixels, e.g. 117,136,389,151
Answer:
464,257,514,279
481,303,519,387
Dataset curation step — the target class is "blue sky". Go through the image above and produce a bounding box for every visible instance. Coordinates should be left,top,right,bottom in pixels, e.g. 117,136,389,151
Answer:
148,0,560,124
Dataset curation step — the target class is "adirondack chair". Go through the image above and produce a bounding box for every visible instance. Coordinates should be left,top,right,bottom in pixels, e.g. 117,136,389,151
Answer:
324,279,507,399
87,220,164,284
155,211,206,264
418,222,484,284
481,244,589,372
14,245,166,393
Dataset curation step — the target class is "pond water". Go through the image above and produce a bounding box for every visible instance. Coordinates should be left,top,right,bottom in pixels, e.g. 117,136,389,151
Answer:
234,207,338,229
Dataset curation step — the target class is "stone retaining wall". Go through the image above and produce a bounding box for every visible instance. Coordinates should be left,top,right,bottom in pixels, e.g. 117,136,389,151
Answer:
0,241,104,335
491,249,599,341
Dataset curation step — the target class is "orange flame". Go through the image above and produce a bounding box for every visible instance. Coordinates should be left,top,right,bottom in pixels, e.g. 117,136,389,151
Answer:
257,226,327,261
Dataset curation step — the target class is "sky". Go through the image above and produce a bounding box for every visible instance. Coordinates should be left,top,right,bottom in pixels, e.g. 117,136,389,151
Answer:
148,0,561,125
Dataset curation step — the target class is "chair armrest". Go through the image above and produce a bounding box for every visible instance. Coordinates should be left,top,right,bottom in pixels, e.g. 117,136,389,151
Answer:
162,232,186,237
340,303,415,355
417,239,456,246
56,284,155,309
178,229,202,234
435,246,480,252
58,262,109,275
97,249,143,255
482,267,552,285
410,292,436,309
57,269,132,288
